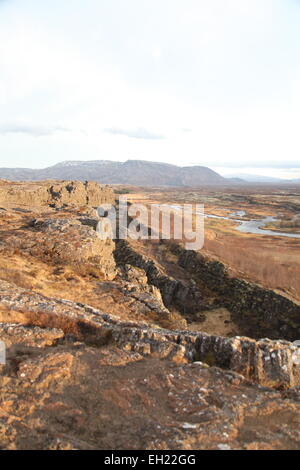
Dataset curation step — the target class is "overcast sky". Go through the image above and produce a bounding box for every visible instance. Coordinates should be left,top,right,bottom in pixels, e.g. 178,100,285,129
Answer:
1,0,300,178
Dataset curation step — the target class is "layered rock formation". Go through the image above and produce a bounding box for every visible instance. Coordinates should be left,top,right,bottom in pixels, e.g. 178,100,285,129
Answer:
1,278,299,389
1,322,300,450
0,283,300,449
0,180,300,449
114,239,300,342
115,240,205,314
175,246,300,341
0,181,116,280
0,179,114,207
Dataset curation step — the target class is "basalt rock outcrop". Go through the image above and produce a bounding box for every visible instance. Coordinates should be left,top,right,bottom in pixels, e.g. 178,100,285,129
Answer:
0,179,114,208
0,213,116,281
119,264,170,315
115,240,206,315
0,181,117,280
1,322,300,450
1,180,300,449
174,246,300,342
0,279,299,389
29,217,116,280
1,280,300,449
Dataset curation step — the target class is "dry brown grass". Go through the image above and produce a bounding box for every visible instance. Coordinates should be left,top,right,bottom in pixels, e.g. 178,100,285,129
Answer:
0,268,36,290
129,186,300,302
204,234,300,299
0,305,113,346
157,310,188,330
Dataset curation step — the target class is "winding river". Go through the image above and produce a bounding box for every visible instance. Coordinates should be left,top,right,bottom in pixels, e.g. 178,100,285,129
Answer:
206,212,300,238
170,206,300,239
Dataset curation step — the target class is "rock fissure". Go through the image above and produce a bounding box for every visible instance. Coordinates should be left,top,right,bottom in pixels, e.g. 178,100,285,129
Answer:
0,280,299,389
0,179,300,449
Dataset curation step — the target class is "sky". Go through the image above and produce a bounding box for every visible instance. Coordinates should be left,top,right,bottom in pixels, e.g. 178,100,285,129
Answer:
1,0,300,178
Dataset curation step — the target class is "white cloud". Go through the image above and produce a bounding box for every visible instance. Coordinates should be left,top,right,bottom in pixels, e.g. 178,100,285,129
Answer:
104,127,165,140
0,123,71,137
151,46,162,59
0,0,299,177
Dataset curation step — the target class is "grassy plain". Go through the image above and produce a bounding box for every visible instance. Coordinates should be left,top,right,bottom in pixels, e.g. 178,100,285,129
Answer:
124,184,300,302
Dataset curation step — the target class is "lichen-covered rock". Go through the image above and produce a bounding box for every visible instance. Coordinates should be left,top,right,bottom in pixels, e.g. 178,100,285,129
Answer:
0,180,114,207
0,214,116,280
120,264,169,313
176,246,300,341
115,241,206,314
0,322,300,450
0,279,299,389
0,180,300,449
28,217,116,279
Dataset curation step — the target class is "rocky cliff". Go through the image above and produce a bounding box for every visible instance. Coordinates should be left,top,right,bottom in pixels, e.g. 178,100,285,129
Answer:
175,246,300,341
0,179,115,207
0,180,300,450
0,280,300,449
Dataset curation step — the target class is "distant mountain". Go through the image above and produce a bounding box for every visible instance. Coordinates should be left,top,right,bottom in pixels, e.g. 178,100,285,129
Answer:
0,159,235,186
227,173,300,184
227,177,245,183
